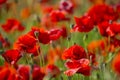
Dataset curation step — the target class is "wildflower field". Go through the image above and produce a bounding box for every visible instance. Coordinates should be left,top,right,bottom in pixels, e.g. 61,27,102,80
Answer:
1,0,120,80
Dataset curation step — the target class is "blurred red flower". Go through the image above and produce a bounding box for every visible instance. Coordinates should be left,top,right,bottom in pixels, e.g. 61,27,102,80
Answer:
73,15,94,32
0,0,7,5
38,30,50,44
49,28,62,41
62,45,87,60
88,4,118,25
1,19,24,33
98,21,109,36
18,65,30,80
28,27,50,44
14,34,38,56
98,21,120,37
50,10,70,22
45,64,60,78
2,49,21,64
32,65,45,80
49,26,67,40
0,64,21,80
64,59,91,76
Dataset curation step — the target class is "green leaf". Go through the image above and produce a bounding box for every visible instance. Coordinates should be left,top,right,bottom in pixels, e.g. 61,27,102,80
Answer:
0,55,5,66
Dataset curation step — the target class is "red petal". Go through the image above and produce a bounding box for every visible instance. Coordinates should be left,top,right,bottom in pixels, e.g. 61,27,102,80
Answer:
2,49,21,64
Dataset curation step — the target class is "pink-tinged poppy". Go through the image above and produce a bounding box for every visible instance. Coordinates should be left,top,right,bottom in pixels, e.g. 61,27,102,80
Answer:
62,45,87,60
0,0,7,5
32,65,45,80
64,59,91,76
17,65,30,80
98,21,120,37
2,49,21,64
0,33,10,47
59,0,74,14
73,15,94,32
14,34,38,56
50,10,70,22
112,53,120,75
45,64,60,78
88,4,118,25
1,19,24,33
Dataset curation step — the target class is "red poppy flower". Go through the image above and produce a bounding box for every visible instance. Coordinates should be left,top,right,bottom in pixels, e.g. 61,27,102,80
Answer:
0,64,21,80
2,49,21,64
108,22,120,35
32,65,45,80
112,53,120,75
38,30,50,44
88,4,118,25
62,45,87,60
0,0,7,5
64,59,91,76
49,26,67,40
46,64,60,77
0,66,10,80
110,38,120,47
1,19,24,33
49,29,62,41
28,27,41,37
14,34,37,50
59,0,74,14
98,21,120,37
14,34,38,56
98,21,110,36
50,10,70,22
28,27,50,44
17,65,30,80
73,15,94,32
